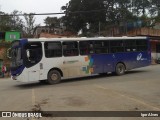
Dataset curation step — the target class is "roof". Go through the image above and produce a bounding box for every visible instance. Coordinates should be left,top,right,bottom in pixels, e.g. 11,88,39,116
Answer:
26,36,148,42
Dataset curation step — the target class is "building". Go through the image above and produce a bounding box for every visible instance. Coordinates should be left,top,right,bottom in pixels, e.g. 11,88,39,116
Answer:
33,25,76,38
102,26,160,64
0,31,20,42
126,27,160,64
5,31,20,42
33,26,66,38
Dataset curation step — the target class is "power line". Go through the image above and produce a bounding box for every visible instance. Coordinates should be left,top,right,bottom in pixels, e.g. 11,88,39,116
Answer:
0,12,65,16
0,9,107,16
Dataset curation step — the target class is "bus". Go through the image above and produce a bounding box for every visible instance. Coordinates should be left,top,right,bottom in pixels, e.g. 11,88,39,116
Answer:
10,37,151,84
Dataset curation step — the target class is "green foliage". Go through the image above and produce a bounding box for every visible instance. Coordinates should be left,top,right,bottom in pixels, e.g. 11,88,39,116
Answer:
0,10,37,38
0,11,12,31
44,17,60,28
23,13,39,37
10,10,24,32
60,0,160,35
132,0,151,16
0,10,24,32
63,0,106,32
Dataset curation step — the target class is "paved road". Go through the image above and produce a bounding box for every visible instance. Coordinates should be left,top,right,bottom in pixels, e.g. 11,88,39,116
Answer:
0,65,160,120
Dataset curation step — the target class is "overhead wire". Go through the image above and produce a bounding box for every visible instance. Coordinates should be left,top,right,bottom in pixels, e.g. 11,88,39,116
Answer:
0,9,107,16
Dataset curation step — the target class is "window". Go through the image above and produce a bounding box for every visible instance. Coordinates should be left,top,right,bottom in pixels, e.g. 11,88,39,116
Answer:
156,44,160,53
9,34,16,39
63,41,79,57
136,40,148,51
94,41,109,54
110,40,124,53
44,42,62,58
24,42,42,68
79,41,94,55
124,40,137,52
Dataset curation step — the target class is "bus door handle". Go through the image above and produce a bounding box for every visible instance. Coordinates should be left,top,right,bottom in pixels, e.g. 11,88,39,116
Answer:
32,71,37,72
40,63,43,69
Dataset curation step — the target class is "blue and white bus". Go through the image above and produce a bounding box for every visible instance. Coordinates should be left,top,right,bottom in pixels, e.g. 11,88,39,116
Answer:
10,37,151,84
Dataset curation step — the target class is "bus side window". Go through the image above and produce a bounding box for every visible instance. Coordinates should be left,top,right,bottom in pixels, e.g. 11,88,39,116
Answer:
94,41,109,54
63,41,79,57
136,40,148,51
124,40,136,52
110,40,124,53
89,42,94,54
44,42,62,58
79,41,92,55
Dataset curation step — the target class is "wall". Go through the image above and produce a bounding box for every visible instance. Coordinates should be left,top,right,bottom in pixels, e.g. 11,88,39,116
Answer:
0,47,6,60
127,28,160,36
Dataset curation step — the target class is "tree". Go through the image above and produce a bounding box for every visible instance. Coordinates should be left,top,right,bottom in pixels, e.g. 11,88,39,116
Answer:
10,10,24,32
0,11,12,31
44,17,60,27
0,10,24,32
149,0,160,24
62,0,107,34
132,0,151,16
23,13,38,37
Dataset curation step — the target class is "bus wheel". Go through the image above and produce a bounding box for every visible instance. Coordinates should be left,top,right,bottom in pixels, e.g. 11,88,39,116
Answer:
47,70,61,84
115,63,125,75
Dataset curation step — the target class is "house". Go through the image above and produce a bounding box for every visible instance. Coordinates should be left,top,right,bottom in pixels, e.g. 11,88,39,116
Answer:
5,31,20,42
33,26,66,38
39,31,77,38
33,26,76,38
126,27,160,64
0,31,20,42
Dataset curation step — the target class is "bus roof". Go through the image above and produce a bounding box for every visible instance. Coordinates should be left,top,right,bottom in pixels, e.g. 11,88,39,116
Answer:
26,36,148,42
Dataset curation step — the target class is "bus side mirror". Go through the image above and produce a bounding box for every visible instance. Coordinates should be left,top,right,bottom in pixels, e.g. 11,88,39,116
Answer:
27,50,31,61
26,50,35,63
7,48,11,59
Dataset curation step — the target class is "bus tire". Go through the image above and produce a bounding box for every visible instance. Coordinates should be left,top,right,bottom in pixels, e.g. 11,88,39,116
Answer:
47,70,61,84
115,63,125,76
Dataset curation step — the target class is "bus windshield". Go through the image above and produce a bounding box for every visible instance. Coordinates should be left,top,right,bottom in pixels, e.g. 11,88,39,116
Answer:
11,43,23,70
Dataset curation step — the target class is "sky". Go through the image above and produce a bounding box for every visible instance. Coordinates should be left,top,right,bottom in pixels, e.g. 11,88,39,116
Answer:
0,0,70,25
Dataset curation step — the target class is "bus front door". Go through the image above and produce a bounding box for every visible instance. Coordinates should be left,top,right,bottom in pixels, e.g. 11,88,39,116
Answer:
28,69,40,81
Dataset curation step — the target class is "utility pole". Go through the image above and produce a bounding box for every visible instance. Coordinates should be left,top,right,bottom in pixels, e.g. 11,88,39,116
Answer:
99,21,101,36
98,0,107,37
